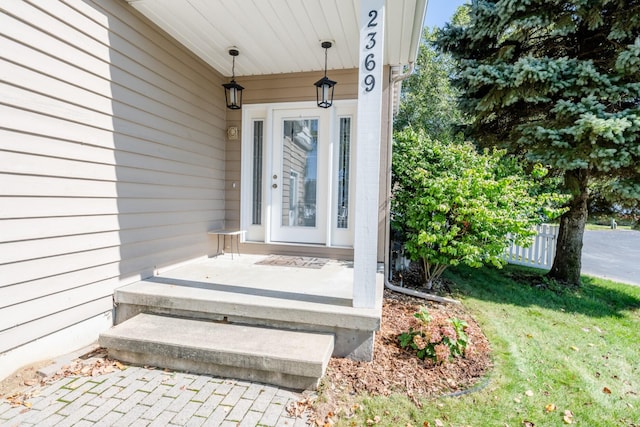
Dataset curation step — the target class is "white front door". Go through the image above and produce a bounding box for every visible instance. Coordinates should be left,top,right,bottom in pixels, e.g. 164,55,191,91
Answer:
241,101,356,247
270,109,328,244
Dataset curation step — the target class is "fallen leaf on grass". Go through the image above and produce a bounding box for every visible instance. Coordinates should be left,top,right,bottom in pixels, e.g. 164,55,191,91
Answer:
603,387,612,394
522,420,535,427
525,390,534,397
545,403,557,412
514,397,521,403
570,346,579,352
563,410,574,424
366,415,381,425
434,419,444,427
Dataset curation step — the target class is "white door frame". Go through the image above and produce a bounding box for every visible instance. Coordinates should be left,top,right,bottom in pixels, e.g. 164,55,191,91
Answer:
241,101,357,247
270,108,327,244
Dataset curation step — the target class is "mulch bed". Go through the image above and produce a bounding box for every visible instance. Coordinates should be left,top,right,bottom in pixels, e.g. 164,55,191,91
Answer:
308,287,492,424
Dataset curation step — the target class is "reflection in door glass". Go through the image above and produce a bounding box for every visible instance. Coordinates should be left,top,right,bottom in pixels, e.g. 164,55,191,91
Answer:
337,117,351,228
252,120,263,225
282,119,318,227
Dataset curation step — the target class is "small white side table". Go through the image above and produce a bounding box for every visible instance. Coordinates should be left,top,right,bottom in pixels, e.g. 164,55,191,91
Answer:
208,229,246,259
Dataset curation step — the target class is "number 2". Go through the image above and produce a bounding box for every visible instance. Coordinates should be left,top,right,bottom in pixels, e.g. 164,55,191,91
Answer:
367,10,377,27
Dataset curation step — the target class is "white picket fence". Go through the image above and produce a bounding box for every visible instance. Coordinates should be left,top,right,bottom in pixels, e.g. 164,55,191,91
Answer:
504,224,559,269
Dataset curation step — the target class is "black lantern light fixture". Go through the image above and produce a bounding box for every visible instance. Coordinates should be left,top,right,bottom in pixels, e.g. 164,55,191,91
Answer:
222,48,244,110
314,41,337,108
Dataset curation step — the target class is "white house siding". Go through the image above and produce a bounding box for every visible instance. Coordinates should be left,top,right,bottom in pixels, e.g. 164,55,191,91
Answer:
0,0,226,378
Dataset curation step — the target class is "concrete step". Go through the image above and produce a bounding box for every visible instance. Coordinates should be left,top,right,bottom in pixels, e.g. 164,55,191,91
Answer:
114,278,380,361
99,313,334,390
115,278,379,330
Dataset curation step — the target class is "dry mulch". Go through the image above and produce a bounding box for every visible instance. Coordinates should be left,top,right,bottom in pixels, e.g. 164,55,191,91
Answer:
308,289,492,425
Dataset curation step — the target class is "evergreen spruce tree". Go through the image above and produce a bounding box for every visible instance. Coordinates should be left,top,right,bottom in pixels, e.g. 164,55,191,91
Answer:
437,0,640,285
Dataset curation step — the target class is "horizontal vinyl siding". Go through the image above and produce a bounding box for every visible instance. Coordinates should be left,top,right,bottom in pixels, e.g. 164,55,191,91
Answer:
0,0,226,368
240,68,359,105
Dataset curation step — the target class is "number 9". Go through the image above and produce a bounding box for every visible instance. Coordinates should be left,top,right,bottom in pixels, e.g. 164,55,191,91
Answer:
364,74,375,92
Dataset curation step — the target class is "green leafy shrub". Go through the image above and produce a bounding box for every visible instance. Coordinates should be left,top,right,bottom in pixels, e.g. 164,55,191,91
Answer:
398,307,469,364
392,129,567,288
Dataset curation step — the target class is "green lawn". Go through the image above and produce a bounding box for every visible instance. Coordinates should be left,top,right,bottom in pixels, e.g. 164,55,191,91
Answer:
337,265,640,427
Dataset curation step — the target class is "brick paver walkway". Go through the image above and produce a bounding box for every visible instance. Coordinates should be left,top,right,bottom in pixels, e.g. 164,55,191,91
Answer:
0,367,309,426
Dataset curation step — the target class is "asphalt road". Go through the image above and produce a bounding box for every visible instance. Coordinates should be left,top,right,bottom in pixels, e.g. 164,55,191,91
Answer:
581,229,640,286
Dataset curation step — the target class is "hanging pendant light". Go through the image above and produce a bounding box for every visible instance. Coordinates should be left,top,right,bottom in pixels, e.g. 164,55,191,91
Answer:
314,41,337,108
222,48,244,110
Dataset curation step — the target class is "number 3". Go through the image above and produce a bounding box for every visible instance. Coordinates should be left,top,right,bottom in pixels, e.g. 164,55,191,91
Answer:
366,32,376,49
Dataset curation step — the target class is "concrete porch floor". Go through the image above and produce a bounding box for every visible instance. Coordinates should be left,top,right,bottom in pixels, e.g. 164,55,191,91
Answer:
151,253,384,310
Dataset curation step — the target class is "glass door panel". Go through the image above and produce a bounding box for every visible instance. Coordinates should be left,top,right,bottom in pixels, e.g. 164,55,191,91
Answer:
281,119,318,228
270,111,326,244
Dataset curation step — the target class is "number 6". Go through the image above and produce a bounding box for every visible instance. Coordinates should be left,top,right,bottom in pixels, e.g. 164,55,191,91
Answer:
364,53,375,71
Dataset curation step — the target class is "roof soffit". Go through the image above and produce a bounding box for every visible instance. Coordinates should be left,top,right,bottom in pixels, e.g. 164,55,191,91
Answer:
126,0,427,77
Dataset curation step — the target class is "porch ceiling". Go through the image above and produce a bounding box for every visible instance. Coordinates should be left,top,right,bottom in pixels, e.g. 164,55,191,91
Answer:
126,0,427,77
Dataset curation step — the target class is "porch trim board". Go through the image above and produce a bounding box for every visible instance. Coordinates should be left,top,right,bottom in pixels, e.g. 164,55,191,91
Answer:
353,0,385,308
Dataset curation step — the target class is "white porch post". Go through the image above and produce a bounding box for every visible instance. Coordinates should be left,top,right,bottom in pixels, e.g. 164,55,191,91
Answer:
353,0,385,308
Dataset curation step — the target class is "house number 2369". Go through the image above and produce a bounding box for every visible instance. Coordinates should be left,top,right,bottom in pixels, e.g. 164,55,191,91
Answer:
363,10,377,92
